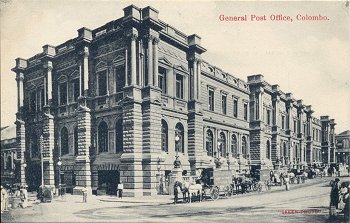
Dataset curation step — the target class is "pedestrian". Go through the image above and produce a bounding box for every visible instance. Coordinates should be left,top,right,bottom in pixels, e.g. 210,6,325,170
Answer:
329,178,340,218
1,185,4,213
343,185,349,221
20,184,28,208
118,182,123,199
82,187,87,203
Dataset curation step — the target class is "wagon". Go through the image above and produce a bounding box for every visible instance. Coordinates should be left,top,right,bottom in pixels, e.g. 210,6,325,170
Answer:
200,168,233,200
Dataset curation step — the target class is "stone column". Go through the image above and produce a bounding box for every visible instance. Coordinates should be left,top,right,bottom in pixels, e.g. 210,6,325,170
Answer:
147,35,153,86
16,120,26,185
74,106,92,195
192,59,197,100
44,62,53,105
153,37,159,87
42,114,55,186
82,47,89,96
131,33,138,86
196,59,201,100
16,72,24,113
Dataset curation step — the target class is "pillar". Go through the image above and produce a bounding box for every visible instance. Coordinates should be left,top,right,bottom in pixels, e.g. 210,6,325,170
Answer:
42,114,55,186
74,106,92,195
153,37,159,87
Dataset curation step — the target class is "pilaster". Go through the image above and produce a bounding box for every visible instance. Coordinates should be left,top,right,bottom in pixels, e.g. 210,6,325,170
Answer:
42,114,55,186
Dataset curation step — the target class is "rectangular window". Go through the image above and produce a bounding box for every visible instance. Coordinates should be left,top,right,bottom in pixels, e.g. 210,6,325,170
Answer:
115,65,125,93
40,88,45,109
175,74,183,99
30,91,36,112
59,83,67,105
294,120,297,132
282,115,285,129
208,89,214,111
303,124,307,135
221,94,227,115
233,98,238,118
244,103,248,121
98,70,107,96
267,109,271,125
72,79,80,102
158,67,167,94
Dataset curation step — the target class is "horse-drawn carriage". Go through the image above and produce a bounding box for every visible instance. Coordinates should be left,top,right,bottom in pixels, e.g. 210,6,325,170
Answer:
174,168,234,203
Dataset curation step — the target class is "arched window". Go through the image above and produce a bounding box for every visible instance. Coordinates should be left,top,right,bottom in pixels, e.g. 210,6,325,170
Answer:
31,133,39,158
231,134,238,158
74,126,78,156
6,156,12,170
266,140,271,159
161,120,168,152
242,136,247,158
219,132,226,158
206,129,213,157
175,123,184,154
98,121,108,153
115,119,123,153
61,127,69,156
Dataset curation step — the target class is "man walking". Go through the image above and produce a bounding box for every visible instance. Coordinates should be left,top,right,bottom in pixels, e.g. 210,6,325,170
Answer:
118,182,123,199
329,178,340,218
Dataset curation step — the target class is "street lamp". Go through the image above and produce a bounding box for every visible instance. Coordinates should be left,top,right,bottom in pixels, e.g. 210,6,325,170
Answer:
39,135,44,187
174,132,181,168
57,157,62,196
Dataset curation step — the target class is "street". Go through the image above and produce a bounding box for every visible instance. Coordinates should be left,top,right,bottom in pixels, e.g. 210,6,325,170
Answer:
2,177,349,223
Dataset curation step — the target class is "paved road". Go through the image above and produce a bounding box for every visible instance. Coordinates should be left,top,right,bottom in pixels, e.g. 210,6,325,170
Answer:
2,177,349,223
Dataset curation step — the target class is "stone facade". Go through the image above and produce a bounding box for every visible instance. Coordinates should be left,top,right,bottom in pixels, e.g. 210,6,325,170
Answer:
12,4,337,196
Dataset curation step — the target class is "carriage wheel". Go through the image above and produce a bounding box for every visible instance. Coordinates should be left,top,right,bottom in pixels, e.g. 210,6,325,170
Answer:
210,187,220,200
224,185,231,197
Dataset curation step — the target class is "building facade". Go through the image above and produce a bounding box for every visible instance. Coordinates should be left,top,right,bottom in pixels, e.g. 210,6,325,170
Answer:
335,130,350,165
1,125,20,185
12,5,336,197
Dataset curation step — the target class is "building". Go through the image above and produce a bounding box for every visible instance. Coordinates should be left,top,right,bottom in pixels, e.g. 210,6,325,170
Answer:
1,125,20,185
11,4,336,197
335,130,350,165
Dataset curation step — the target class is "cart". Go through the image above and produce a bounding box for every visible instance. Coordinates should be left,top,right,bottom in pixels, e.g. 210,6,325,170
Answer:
201,168,233,200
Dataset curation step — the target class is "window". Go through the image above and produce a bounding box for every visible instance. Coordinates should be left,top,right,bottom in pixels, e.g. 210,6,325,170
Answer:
61,127,69,155
158,67,167,94
59,82,68,105
72,79,80,102
98,70,107,96
242,136,247,158
283,142,287,157
281,115,285,129
115,65,125,93
266,140,271,159
303,124,307,135
74,126,79,156
313,128,315,139
40,88,45,109
115,119,123,153
175,123,184,154
206,130,213,157
31,133,39,158
233,98,238,118
98,121,108,153
243,103,248,121
267,109,271,125
293,120,297,132
221,94,227,115
208,89,214,111
30,91,36,112
231,134,238,158
161,120,168,152
219,132,226,158
175,74,183,99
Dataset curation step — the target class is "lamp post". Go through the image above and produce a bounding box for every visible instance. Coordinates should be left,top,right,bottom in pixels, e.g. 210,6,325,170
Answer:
23,162,27,185
174,132,181,168
57,157,62,196
39,135,44,187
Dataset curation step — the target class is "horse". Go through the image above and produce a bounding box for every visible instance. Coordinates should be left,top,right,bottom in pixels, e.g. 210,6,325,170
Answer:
182,181,203,203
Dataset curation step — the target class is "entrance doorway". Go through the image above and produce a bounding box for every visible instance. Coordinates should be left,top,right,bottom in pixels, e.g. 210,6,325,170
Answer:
98,170,119,195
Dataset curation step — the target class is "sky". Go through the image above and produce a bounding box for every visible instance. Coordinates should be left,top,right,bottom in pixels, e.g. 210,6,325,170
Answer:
1,0,349,133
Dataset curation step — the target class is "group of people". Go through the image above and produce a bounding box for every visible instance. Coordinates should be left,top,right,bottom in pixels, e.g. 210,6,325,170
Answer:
330,178,349,220
1,184,29,213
